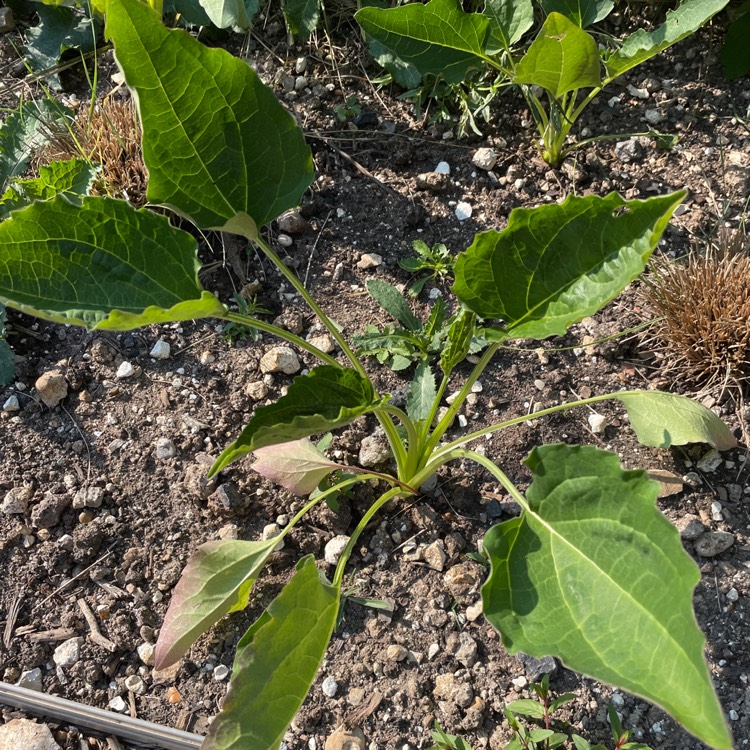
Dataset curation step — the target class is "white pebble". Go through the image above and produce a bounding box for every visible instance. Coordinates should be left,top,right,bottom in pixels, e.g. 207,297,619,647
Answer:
588,413,607,434
116,361,136,379
149,339,171,359
434,161,450,175
455,202,472,221
324,535,350,565
321,676,338,697
2,395,19,412
213,664,230,681
108,696,128,712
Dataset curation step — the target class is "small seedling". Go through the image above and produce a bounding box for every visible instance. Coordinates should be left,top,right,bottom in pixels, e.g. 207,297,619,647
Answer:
428,722,474,750
400,239,454,297
221,293,271,344
572,704,653,750
333,95,362,123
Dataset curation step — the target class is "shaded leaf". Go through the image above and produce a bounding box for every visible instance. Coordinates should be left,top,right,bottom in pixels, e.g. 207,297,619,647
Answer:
605,0,730,80
365,35,424,89
719,0,750,79
367,279,422,332
482,444,732,750
355,0,491,85
406,361,436,424
0,196,226,329
197,0,260,28
505,699,546,719
211,367,384,475
440,308,476,374
204,555,339,750
484,0,533,52
540,0,613,27
154,538,279,670
283,0,320,39
617,390,737,451
106,0,313,234
252,438,344,495
0,305,13,386
452,192,684,339
513,13,601,98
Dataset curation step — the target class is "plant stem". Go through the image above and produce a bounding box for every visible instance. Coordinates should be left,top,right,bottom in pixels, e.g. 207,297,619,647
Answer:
332,485,405,587
221,311,339,366
451,449,528,510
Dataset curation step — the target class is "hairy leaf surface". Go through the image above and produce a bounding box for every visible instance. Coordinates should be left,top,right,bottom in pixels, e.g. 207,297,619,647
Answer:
0,196,225,329
355,0,491,84
605,0,729,79
106,0,313,234
211,367,384,475
204,556,339,750
513,13,601,97
453,192,683,338
155,538,279,670
482,445,732,750
617,390,737,450
367,279,422,332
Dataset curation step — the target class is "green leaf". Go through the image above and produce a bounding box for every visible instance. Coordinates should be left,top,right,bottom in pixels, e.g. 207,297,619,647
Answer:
196,0,259,28
719,0,750,79
452,191,684,339
528,730,555,743
0,98,70,194
513,13,601,98
355,0,491,85
406,361,436,424
484,0,533,52
440,309,476,375
549,692,576,711
251,438,344,495
283,0,320,39
505,699,546,719
0,305,14,386
204,555,339,750
616,391,737,451
0,158,97,219
572,736,593,750
106,0,313,234
0,196,226,329
366,279,422,332
605,0,730,80
482,444,732,750
154,538,280,670
540,0,613,27
365,34,424,89
211,367,383,475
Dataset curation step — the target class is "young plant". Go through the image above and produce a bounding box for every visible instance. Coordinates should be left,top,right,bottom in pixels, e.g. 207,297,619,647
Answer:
400,238,454,297
428,722,474,750
356,0,729,164
572,705,653,750
0,3,737,750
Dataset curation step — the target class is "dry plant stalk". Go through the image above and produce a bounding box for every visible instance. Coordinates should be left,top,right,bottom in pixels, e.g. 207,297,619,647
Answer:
40,97,147,204
640,229,750,395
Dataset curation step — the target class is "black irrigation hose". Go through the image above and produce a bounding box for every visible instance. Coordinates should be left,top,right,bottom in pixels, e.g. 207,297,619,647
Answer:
0,682,204,750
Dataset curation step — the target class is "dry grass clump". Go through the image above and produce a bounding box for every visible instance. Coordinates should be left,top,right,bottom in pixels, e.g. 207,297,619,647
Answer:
640,229,750,394
41,97,148,204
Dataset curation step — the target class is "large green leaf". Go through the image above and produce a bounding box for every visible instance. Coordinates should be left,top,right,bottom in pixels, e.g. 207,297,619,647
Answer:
540,0,613,27
355,0,491,85
154,538,279,670
196,0,260,28
513,13,601,98
105,0,313,236
365,35,424,89
0,196,226,329
452,191,684,339
483,0,534,52
482,445,732,750
720,0,750,79
210,366,384,475
617,390,737,451
604,0,730,80
204,555,339,750
283,0,320,39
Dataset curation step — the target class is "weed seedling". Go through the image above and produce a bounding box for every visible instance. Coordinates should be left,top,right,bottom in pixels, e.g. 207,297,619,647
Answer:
400,239,454,297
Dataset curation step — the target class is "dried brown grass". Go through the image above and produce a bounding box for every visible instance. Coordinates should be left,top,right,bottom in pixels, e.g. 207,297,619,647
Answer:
40,97,148,205
640,229,750,395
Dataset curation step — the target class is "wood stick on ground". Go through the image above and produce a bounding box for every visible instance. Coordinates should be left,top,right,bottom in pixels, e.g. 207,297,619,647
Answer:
77,599,117,653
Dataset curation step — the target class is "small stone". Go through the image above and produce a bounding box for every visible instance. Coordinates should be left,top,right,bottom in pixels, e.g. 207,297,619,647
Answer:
35,370,68,407
433,673,473,709
465,600,483,622
213,664,230,681
116,361,136,379
472,148,497,171
0,719,59,750
149,339,171,359
278,233,293,247
647,469,684,498
137,641,155,666
726,588,740,602
696,449,722,473
0,7,16,33
322,676,338,697
3,395,20,412
427,643,440,660
31,493,69,529
517,653,556,682
277,209,307,235
245,380,269,400
694,531,735,557
356,253,383,270
155,437,177,460
729,708,740,721
325,727,366,750
2,486,32,514
424,540,447,572
587,413,607,434
455,633,478,668
294,76,308,91
512,676,528,689
614,139,643,164
359,435,390,467
627,84,649,99
295,56,308,74
125,675,146,694
711,501,724,521
109,696,128,712
260,346,301,375
73,486,105,509
17,668,43,691
209,483,245,514
674,513,705,541
644,109,664,125
434,161,450,175
53,637,81,668
387,644,409,662
308,334,335,354
324,535,350,565
262,523,285,551
455,202,472,221
415,172,448,191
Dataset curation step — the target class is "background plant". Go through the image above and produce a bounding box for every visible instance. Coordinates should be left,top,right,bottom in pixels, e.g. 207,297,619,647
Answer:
0,2,738,750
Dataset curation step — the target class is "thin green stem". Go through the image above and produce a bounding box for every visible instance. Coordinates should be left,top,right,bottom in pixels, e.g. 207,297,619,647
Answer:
422,371,450,451
373,405,413,480
333,486,407,587
221,311,339,366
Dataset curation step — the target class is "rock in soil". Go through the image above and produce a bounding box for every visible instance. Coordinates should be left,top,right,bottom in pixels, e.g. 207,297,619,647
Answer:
325,727,366,750
259,346,301,374
35,370,68,407
0,719,60,750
